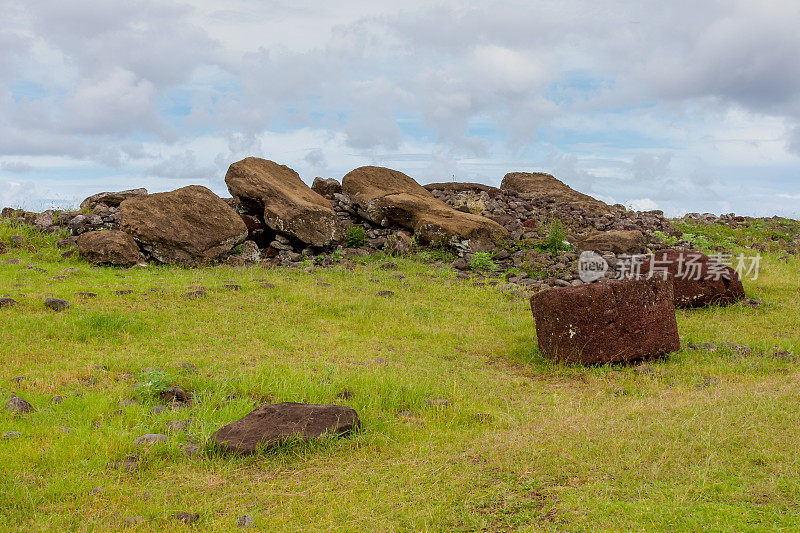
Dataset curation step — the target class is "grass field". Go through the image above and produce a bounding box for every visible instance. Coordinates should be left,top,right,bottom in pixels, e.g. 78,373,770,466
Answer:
1,220,799,531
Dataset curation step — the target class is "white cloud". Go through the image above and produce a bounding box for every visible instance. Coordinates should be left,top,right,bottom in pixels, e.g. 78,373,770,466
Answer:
628,198,659,211
0,0,799,217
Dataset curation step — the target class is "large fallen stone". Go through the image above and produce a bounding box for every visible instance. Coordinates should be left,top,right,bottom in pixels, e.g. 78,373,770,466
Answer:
80,188,147,211
77,230,140,267
209,402,360,455
120,186,247,267
645,249,746,308
576,230,647,254
341,166,508,251
501,172,609,213
225,158,345,248
530,277,680,364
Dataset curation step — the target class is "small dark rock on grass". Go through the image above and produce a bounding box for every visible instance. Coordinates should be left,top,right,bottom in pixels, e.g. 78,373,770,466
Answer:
0,297,17,308
159,385,189,404
44,297,70,311
376,290,394,297
5,396,34,414
172,512,200,524
237,515,255,528
133,433,168,447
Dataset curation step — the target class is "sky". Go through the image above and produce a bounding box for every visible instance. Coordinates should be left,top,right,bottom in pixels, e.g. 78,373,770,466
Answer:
1,0,799,216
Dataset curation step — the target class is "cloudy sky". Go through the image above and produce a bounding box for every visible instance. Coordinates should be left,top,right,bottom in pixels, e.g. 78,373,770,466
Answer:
1,0,799,216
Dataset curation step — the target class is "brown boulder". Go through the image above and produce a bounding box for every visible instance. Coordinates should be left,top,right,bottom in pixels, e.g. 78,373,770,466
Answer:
120,185,247,267
209,402,360,455
77,231,140,267
576,230,647,254
341,166,508,251
311,177,342,199
80,188,147,211
530,277,680,364
501,172,609,213
225,158,344,248
645,249,746,308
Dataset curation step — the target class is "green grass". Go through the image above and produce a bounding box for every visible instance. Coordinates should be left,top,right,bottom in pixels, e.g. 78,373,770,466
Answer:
672,217,800,254
1,220,800,531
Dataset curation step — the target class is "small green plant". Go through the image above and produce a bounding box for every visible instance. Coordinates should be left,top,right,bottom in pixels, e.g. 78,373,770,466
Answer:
230,244,244,255
134,369,173,402
535,219,572,253
468,252,497,272
331,249,344,262
346,226,366,248
654,230,679,247
681,233,713,250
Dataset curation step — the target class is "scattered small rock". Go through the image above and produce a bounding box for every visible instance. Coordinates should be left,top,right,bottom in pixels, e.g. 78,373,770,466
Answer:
150,405,166,415
0,297,17,308
172,512,200,524
159,385,188,404
76,292,98,298
90,487,106,495
223,283,241,291
10,376,25,385
379,262,398,270
5,396,34,414
772,349,796,362
50,395,63,405
376,290,394,297
743,298,763,308
259,282,276,289
124,516,145,527
183,444,201,457
133,433,168,447
108,454,140,472
3,431,21,438
237,515,255,528
396,411,424,427
316,282,332,287
451,258,469,271
177,361,199,373
424,398,449,408
337,390,355,400
184,289,207,299
44,297,70,311
166,420,190,433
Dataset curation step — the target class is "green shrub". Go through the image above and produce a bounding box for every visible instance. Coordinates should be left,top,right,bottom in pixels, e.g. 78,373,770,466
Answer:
535,219,572,253
653,230,678,247
346,226,366,248
134,369,173,402
468,252,497,272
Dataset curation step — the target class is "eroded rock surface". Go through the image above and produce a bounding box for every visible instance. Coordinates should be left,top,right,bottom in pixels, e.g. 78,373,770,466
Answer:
342,166,508,251
120,185,247,267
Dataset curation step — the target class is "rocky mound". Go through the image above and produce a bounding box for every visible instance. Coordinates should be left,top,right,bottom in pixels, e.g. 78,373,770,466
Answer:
120,185,247,267
226,158,344,248
342,166,508,252
501,172,610,213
